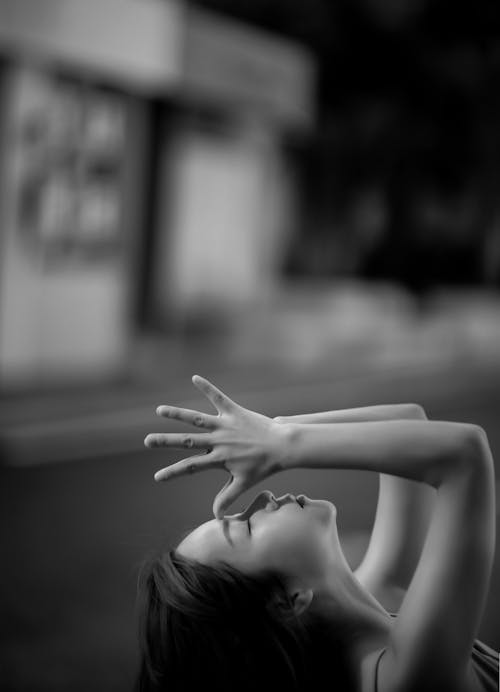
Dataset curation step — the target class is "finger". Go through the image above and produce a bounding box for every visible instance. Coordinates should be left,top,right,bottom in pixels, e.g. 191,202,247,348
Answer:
213,475,247,520
154,451,222,482
192,374,238,414
144,432,211,450
156,405,217,429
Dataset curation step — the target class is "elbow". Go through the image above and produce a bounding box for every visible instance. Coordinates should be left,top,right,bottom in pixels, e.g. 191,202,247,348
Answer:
429,424,492,488
399,403,427,420
409,403,427,420
458,424,493,475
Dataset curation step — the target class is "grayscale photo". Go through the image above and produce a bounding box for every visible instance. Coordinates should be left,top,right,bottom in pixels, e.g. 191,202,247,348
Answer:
0,0,499,690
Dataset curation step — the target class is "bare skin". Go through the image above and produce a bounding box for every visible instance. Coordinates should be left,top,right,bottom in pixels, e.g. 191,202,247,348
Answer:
175,489,395,690
145,375,496,692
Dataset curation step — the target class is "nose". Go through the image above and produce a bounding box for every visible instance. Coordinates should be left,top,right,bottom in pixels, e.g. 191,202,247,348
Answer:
275,493,297,508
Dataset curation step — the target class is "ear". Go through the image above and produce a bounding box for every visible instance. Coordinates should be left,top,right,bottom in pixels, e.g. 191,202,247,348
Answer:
289,587,314,617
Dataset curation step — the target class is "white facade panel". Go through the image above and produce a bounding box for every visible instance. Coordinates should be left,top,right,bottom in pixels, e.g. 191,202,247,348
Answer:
0,0,184,92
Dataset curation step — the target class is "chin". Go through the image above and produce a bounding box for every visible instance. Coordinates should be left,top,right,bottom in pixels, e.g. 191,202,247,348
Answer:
303,495,336,513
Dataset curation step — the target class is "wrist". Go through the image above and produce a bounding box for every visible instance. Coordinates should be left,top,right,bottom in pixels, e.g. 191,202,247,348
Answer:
271,422,300,472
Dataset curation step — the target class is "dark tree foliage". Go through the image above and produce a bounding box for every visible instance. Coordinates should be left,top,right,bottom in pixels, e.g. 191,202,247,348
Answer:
189,0,500,290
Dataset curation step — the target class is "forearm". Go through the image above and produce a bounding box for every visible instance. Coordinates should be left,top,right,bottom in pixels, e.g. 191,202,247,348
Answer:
275,402,426,425
356,473,436,589
278,403,437,587
279,419,483,488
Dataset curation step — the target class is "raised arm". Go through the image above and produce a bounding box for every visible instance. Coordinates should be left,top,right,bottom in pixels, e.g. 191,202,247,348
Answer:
281,418,495,689
274,404,436,612
146,376,495,689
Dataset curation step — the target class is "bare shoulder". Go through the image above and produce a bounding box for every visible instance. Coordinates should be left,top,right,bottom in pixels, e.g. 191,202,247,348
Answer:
358,645,387,692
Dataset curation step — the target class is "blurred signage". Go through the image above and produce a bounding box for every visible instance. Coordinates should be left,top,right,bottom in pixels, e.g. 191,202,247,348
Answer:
0,0,314,126
14,70,128,265
0,0,183,93
183,9,315,129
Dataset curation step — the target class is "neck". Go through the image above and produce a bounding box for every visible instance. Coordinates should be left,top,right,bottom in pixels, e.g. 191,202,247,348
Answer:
313,561,393,661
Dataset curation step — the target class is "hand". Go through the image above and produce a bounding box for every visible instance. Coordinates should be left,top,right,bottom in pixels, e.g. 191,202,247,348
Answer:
144,375,289,519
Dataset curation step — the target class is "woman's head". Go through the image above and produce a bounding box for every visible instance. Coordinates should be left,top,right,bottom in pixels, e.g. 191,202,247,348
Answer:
136,550,356,692
136,491,357,691
177,490,346,592
136,550,315,691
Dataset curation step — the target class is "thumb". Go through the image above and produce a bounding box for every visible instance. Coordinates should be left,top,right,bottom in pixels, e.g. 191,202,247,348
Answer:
213,475,247,520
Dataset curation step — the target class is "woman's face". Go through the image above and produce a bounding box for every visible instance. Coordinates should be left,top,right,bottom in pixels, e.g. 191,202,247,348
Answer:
176,490,343,585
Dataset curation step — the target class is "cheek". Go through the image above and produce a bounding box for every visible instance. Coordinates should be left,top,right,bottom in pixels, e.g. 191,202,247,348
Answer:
256,512,333,574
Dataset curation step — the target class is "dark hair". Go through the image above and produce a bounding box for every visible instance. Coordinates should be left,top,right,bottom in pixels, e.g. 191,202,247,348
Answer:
135,549,356,692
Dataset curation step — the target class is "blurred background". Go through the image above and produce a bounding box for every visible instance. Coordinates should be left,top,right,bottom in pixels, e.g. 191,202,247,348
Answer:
1,0,500,689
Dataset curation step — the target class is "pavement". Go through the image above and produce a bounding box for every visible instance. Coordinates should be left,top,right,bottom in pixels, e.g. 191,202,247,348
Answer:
4,282,500,467
2,338,500,467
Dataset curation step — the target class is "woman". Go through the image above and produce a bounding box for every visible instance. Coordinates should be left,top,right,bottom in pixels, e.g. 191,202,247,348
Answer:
139,375,498,692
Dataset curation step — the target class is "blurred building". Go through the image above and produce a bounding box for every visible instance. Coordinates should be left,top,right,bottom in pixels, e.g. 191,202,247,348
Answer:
0,0,315,388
